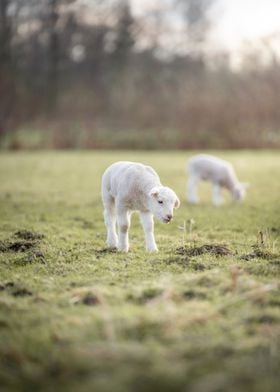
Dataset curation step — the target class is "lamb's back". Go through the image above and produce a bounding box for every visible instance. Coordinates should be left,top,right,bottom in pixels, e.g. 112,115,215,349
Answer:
103,161,160,200
188,154,233,183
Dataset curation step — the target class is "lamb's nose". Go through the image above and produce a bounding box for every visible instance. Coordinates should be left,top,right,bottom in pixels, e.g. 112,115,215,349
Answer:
166,214,173,221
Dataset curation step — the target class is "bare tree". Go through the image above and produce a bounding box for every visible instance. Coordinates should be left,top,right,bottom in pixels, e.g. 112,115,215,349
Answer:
111,0,135,71
177,0,215,54
0,0,15,134
46,0,60,113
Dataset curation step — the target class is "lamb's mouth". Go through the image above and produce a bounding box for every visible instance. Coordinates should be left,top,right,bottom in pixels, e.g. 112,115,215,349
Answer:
163,218,172,224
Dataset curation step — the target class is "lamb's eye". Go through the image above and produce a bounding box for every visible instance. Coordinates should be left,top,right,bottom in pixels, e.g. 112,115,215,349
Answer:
158,200,163,204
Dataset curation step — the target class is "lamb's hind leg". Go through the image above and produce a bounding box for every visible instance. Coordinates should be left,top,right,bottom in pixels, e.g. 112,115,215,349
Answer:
103,197,118,249
116,205,131,252
187,175,200,204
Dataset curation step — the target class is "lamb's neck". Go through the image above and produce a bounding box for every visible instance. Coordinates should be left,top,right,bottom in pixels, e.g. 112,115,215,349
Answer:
142,177,161,194
140,177,161,210
225,178,237,192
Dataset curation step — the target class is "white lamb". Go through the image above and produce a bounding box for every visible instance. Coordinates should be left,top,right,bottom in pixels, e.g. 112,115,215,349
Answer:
187,154,248,205
101,161,180,252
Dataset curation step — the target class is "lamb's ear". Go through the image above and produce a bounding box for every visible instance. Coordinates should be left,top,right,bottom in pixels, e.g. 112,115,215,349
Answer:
241,182,250,189
175,197,180,209
150,187,159,199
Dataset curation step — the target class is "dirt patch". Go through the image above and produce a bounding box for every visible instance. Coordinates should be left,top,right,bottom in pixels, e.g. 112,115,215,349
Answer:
82,293,101,306
14,249,46,266
0,230,45,258
0,282,33,297
165,256,190,266
94,247,118,256
240,245,278,261
94,248,118,255
246,314,278,324
127,288,163,304
271,227,280,234
14,230,44,241
165,255,209,271
12,288,33,297
193,262,206,271
0,240,36,252
165,256,206,271
0,282,15,291
183,290,207,300
8,241,35,252
0,242,9,252
176,244,233,257
70,288,103,306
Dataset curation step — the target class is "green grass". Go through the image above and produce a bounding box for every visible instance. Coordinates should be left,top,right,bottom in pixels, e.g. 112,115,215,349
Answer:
0,150,280,392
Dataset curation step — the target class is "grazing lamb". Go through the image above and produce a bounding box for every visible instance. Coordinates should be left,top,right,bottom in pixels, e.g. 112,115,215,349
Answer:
187,154,248,205
101,161,180,252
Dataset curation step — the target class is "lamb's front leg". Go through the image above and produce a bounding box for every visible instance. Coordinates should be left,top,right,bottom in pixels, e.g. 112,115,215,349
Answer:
140,212,158,252
212,183,224,206
116,207,131,252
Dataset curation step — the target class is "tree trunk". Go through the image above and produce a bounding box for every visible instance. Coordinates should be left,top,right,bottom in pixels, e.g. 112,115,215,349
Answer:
46,0,59,113
0,0,16,135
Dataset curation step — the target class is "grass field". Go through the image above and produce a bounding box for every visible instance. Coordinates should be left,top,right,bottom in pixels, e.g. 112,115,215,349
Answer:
0,150,280,392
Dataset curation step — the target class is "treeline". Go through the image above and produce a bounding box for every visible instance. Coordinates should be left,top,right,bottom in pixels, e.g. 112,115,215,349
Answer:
1,0,280,149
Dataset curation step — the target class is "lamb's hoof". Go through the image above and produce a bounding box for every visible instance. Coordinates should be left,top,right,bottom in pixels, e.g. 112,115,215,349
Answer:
147,247,158,253
106,241,118,249
107,246,118,251
117,246,129,253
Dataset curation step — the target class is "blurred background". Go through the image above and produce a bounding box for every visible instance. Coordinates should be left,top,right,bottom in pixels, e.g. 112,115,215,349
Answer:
1,0,280,150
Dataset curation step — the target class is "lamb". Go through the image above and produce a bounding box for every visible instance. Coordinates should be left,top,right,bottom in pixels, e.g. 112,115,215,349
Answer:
187,154,248,205
101,161,180,252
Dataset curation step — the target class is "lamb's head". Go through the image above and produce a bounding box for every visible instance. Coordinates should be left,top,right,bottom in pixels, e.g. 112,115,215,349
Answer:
232,182,249,202
148,186,180,223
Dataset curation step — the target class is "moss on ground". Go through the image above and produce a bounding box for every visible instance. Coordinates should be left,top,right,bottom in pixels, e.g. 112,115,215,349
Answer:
0,150,279,391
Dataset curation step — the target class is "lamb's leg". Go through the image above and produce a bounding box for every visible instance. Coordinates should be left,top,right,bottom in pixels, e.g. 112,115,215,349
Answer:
140,212,158,252
103,197,118,249
187,175,200,204
116,206,131,252
104,208,118,249
212,183,224,206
